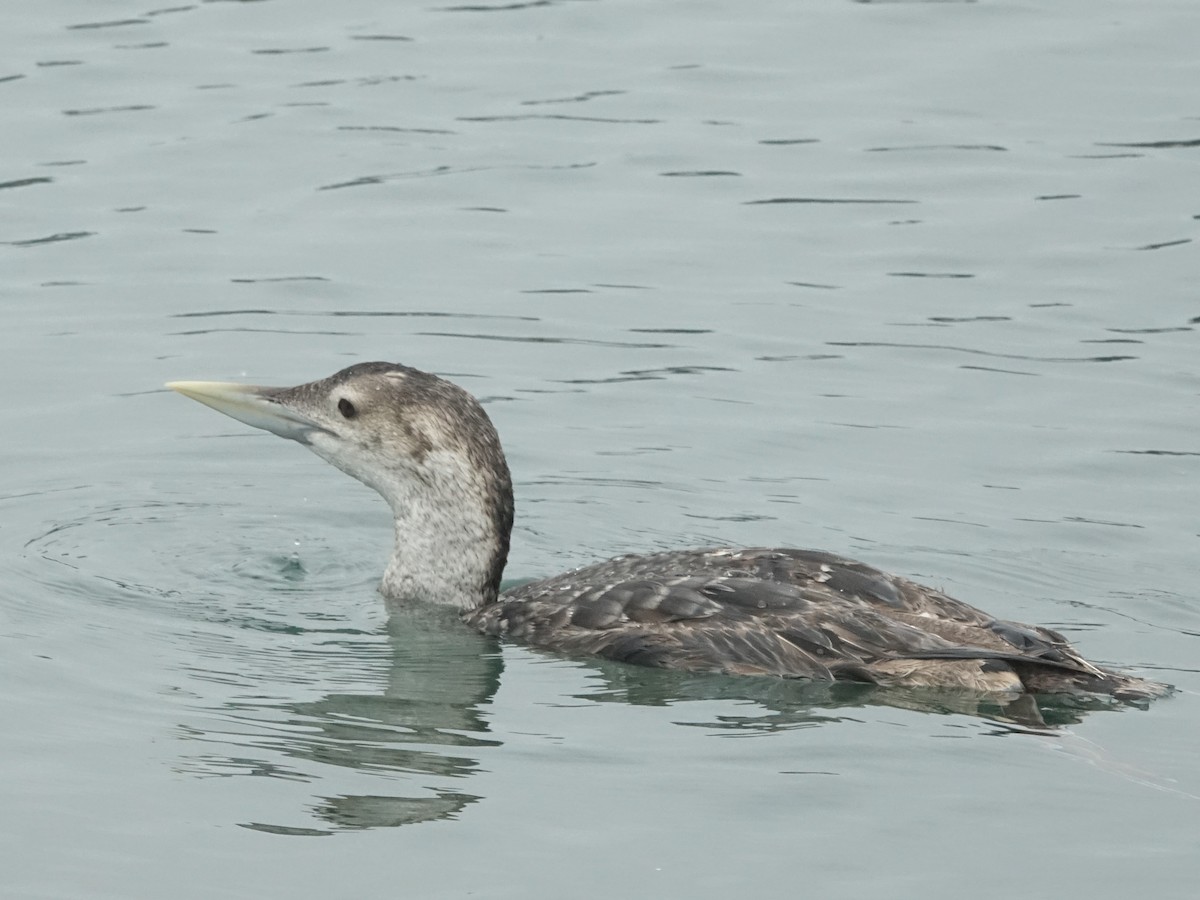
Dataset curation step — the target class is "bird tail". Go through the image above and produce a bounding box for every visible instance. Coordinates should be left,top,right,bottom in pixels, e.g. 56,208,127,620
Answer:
1011,663,1172,704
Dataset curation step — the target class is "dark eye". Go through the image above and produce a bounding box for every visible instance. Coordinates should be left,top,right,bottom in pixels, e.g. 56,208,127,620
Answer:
337,398,357,419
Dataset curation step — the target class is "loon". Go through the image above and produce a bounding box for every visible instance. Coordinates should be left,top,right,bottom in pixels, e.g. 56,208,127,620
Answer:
168,361,1168,703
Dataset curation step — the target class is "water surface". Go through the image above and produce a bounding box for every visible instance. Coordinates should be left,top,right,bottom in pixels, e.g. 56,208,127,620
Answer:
2,1,1198,898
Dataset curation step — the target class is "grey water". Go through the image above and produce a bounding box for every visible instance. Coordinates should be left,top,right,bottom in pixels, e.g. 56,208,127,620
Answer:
2,0,1198,897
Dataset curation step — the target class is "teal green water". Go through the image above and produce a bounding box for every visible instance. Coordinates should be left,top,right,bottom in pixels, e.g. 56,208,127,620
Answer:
2,2,1197,898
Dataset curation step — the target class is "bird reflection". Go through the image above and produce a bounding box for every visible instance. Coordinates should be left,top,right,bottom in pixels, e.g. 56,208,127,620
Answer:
575,658,1139,734
177,601,1152,834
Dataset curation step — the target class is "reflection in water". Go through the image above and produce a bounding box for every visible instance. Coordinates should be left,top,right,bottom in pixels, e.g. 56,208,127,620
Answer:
178,606,503,833
177,601,1156,834
574,658,1143,734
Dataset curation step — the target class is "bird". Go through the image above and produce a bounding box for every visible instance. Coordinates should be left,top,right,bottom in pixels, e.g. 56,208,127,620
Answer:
167,361,1168,704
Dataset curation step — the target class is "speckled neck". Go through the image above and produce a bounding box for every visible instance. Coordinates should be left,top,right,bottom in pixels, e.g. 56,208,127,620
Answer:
375,442,513,610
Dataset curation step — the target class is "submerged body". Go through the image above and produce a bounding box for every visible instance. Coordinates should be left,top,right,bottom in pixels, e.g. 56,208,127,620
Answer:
168,362,1168,704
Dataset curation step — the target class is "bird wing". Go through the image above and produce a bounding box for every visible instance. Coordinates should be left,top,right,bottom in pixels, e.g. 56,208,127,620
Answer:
472,547,1104,682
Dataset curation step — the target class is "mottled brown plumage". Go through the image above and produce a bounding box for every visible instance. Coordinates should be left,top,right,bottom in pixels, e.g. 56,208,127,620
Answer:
473,547,1166,701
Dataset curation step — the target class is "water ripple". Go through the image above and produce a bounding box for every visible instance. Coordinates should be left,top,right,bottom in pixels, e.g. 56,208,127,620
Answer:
866,143,1007,152
521,89,626,105
63,105,156,115
1132,238,1191,251
442,1,558,12
66,18,149,30
417,331,672,348
457,113,661,124
826,341,1137,363
746,197,917,205
557,364,735,385
16,492,382,633
0,177,52,190
8,230,95,247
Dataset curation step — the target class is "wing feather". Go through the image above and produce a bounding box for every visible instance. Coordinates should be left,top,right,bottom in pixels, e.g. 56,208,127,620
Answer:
466,547,1166,697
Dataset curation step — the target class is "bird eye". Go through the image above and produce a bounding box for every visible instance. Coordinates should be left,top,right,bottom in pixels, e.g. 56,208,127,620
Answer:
337,398,357,419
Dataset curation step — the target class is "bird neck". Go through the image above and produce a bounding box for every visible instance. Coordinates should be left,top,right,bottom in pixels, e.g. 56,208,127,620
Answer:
376,449,511,610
